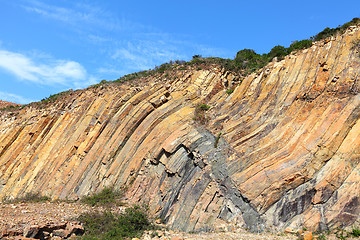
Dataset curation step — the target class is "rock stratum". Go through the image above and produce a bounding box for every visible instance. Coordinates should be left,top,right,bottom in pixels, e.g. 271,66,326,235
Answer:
1,26,360,233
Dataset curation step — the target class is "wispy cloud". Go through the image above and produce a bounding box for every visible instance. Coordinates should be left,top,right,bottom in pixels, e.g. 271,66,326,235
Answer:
97,67,124,77
21,0,146,33
20,0,231,78
0,50,95,88
0,91,35,104
110,38,230,72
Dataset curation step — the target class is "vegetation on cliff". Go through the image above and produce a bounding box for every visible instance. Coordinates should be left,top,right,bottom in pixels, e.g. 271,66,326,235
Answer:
81,187,125,207
1,18,359,113
79,188,155,240
101,17,360,81
78,205,154,240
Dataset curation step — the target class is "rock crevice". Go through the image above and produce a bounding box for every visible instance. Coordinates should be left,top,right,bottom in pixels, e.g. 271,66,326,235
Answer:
1,27,360,232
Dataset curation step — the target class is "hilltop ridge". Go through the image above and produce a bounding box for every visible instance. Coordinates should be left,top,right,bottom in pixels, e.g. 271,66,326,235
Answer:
0,100,19,109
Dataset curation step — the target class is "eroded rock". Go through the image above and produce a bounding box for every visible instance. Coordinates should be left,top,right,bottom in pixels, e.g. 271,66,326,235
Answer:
1,26,360,233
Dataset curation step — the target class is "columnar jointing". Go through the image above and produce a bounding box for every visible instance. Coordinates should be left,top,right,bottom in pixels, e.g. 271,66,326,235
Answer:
1,27,360,232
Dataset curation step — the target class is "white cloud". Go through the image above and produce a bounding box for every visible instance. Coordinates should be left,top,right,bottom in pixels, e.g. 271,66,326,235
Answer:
22,0,145,33
0,50,93,88
111,39,189,72
0,91,34,104
110,38,230,73
19,0,231,79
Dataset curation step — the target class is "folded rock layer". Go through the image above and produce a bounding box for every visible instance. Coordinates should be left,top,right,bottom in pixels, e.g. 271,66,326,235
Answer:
1,26,360,232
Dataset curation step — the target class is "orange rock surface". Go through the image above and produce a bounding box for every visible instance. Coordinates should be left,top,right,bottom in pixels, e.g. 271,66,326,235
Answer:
1,26,360,232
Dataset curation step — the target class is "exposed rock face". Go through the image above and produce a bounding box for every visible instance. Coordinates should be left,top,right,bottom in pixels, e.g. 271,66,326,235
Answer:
0,100,20,109
1,26,360,232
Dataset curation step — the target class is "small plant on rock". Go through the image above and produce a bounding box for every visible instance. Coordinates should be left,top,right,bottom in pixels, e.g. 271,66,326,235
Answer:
226,89,234,94
193,104,211,125
317,233,327,240
198,104,211,110
81,187,125,207
335,229,347,240
350,226,360,237
3,192,50,203
214,132,222,148
79,205,154,240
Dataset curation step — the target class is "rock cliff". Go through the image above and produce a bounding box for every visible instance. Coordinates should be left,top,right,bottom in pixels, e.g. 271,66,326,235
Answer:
1,26,360,233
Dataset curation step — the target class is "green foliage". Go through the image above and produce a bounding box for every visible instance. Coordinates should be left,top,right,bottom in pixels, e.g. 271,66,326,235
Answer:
317,234,327,240
79,205,153,240
214,132,222,148
350,227,360,237
4,192,50,203
41,89,74,104
155,62,173,73
0,104,23,112
193,104,211,125
335,229,347,240
5,17,359,115
288,39,313,52
81,187,125,207
314,17,360,41
267,45,289,60
234,49,267,73
226,89,234,94
314,27,338,41
113,70,152,83
198,104,211,110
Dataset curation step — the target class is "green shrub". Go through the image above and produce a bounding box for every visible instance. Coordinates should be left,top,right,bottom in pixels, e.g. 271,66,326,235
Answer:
4,192,50,203
335,229,347,240
226,89,234,95
350,227,360,237
214,132,222,148
81,187,125,207
235,49,267,72
193,104,211,125
198,104,211,110
317,233,327,240
314,18,360,41
267,45,289,60
288,39,313,52
314,27,338,41
79,205,153,240
0,104,23,112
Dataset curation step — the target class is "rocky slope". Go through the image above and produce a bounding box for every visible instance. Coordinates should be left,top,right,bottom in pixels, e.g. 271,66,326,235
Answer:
0,100,20,109
1,26,360,233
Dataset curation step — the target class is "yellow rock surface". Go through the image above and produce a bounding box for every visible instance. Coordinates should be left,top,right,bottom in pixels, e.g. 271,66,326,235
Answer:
1,26,360,232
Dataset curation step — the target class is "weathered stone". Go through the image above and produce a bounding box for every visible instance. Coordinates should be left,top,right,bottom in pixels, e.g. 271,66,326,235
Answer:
3,228,23,237
65,221,84,235
0,26,360,234
170,236,184,240
299,231,313,240
39,222,67,232
23,225,39,238
52,229,71,238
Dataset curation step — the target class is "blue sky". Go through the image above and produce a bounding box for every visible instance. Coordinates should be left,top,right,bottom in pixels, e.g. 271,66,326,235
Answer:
0,0,359,104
